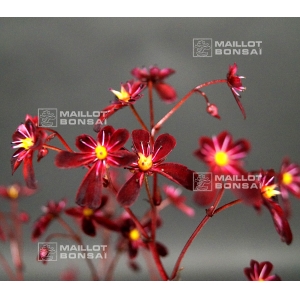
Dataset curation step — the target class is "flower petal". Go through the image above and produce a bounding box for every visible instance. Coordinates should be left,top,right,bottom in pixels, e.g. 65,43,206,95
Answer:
82,218,96,237
117,172,144,207
65,207,83,217
97,125,115,146
93,103,124,133
132,129,150,155
152,133,176,163
263,198,293,245
154,162,194,190
55,151,95,168
107,128,130,152
230,89,246,119
75,134,97,152
76,162,104,209
154,82,177,103
107,150,137,167
23,152,37,189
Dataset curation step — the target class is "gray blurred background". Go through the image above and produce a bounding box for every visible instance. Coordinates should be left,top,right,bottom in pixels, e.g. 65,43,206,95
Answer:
0,18,300,280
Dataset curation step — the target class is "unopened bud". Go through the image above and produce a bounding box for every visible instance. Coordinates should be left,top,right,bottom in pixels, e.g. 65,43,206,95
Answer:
207,103,221,119
37,147,49,162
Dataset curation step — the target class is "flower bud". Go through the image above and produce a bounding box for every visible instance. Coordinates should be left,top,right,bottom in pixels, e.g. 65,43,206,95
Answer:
206,103,221,119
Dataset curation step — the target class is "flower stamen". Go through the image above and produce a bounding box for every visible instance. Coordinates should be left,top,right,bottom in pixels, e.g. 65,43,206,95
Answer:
7,185,19,199
95,145,108,160
129,228,140,241
83,207,94,218
214,151,229,167
137,153,153,171
282,172,293,185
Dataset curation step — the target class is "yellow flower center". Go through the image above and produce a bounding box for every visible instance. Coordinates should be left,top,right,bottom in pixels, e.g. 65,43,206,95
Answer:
137,153,153,171
83,207,94,217
7,185,19,199
95,145,108,160
214,151,229,167
261,184,281,199
282,172,293,185
21,137,34,150
110,86,131,102
129,228,140,241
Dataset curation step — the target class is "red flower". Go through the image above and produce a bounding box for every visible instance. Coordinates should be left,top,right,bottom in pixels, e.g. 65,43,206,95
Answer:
244,260,281,281
227,63,246,119
277,157,300,217
32,199,67,241
232,170,293,245
55,126,137,209
162,184,195,217
11,115,47,189
117,129,195,207
0,183,36,200
110,80,145,103
93,81,145,132
118,213,168,260
131,66,177,103
65,196,120,237
194,131,250,175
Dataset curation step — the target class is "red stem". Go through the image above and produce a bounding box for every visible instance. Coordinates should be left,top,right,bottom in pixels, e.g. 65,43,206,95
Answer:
151,79,228,137
148,80,155,145
124,207,149,239
56,217,100,281
40,127,73,152
170,214,211,280
129,105,149,131
10,200,23,280
170,187,225,280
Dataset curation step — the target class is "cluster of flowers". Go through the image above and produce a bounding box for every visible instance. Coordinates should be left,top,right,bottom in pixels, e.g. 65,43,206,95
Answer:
1,63,300,280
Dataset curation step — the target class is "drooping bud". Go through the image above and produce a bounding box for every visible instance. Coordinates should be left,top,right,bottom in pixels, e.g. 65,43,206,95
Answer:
206,103,221,119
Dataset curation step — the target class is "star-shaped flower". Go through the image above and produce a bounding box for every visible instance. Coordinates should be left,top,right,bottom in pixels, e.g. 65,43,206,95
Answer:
55,125,137,209
117,129,195,207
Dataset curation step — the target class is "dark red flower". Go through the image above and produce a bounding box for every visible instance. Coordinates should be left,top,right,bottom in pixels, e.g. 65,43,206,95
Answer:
11,115,47,189
93,81,145,132
118,213,168,260
227,63,246,119
32,198,67,241
194,131,250,175
110,80,145,103
65,196,120,237
0,183,36,200
117,129,195,207
232,170,293,245
244,260,281,281
55,125,137,209
131,66,177,103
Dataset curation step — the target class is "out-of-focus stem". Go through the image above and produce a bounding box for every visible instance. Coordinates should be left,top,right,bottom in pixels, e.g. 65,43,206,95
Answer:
129,104,148,131
41,128,73,152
